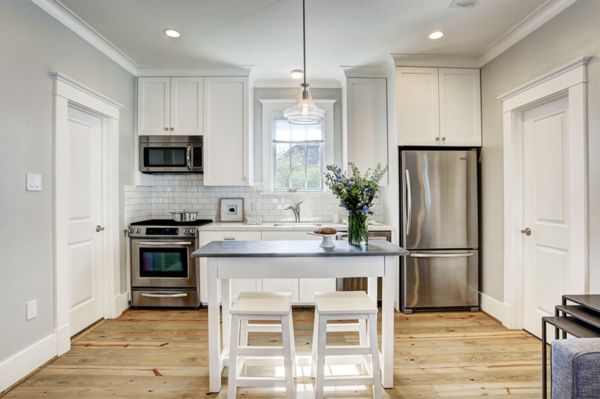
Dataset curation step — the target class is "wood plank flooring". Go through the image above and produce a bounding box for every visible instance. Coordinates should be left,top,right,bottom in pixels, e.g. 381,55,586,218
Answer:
2,309,544,398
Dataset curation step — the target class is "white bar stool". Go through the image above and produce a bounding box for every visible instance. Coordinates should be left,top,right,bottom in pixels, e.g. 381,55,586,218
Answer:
312,291,381,399
228,292,296,399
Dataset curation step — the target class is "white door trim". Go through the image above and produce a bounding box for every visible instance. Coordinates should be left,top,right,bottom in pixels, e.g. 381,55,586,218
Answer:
500,57,590,329
53,72,123,355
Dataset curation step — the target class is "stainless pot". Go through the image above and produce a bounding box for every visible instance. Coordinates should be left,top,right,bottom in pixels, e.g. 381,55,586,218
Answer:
170,210,198,222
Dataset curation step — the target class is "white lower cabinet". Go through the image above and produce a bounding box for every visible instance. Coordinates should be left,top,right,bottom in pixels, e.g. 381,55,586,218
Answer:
198,230,262,304
261,231,336,304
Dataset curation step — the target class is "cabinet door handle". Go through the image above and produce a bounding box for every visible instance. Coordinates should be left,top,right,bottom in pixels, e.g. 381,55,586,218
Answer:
435,137,440,142
164,127,169,131
441,137,446,142
170,127,174,131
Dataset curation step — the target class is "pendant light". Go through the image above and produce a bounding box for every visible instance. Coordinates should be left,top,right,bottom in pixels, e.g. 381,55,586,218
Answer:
284,0,325,125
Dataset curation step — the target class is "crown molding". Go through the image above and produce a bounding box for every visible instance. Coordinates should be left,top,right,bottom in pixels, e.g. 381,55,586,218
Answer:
392,54,480,68
341,66,388,78
32,0,139,75
478,0,578,67
253,79,341,88
137,66,252,77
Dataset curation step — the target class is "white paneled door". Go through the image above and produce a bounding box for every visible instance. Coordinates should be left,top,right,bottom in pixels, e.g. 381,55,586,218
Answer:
522,96,569,338
67,106,104,336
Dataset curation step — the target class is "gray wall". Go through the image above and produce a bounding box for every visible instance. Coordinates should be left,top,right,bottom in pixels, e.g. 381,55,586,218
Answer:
481,0,600,301
0,0,135,360
253,87,343,182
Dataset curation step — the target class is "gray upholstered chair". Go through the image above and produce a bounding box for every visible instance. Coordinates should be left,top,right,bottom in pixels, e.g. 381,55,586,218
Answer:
551,338,600,398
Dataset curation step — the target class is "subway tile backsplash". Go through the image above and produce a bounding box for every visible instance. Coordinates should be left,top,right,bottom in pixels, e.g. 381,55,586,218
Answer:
124,175,381,224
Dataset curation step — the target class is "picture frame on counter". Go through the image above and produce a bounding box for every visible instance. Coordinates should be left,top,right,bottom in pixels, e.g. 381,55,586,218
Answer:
220,198,244,222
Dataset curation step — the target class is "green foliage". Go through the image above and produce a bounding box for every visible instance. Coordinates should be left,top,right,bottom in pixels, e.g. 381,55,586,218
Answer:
324,163,386,213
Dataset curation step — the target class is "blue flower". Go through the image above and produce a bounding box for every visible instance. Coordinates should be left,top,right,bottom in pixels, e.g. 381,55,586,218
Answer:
345,182,352,188
362,206,369,214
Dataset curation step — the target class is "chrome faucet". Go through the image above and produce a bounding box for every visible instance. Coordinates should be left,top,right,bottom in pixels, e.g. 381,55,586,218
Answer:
284,201,303,223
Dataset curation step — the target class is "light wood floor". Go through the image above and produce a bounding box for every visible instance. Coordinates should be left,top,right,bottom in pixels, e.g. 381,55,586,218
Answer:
3,309,544,398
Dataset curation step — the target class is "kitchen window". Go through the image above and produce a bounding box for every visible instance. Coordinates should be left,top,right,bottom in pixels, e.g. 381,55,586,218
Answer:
261,99,335,192
272,118,324,191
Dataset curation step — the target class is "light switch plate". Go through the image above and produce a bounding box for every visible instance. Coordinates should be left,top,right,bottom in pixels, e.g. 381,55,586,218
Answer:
26,173,42,191
26,299,37,321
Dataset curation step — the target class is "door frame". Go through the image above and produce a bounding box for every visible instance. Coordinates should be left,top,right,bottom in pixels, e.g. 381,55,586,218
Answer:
499,57,590,329
53,73,122,355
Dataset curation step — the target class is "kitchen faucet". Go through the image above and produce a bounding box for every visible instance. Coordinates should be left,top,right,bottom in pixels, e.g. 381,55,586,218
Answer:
283,201,303,223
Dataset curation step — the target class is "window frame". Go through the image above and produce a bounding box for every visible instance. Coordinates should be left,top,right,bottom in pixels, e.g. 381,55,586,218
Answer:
260,99,335,193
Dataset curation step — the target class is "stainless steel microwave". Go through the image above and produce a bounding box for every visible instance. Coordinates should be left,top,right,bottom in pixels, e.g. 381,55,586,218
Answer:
139,135,203,173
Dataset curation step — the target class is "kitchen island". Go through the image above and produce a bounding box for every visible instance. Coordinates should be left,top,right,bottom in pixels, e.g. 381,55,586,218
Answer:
193,239,408,392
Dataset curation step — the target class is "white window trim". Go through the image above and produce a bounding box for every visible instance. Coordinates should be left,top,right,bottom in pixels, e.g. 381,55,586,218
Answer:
259,99,336,192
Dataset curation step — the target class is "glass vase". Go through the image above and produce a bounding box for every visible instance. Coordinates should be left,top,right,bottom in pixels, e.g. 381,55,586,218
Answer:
347,211,368,246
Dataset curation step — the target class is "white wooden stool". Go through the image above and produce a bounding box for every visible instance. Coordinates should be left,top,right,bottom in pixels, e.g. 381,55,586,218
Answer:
228,292,295,399
312,291,381,399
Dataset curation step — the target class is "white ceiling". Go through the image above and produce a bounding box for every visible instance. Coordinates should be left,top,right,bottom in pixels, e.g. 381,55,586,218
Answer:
58,0,551,80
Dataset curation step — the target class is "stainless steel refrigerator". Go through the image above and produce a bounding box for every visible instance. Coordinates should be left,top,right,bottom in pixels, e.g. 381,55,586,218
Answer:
400,149,479,313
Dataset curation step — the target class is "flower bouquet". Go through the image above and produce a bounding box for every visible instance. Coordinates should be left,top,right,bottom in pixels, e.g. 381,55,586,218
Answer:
324,163,386,246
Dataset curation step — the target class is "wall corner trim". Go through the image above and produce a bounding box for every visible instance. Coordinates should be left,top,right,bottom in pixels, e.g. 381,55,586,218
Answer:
31,0,138,75
480,292,511,326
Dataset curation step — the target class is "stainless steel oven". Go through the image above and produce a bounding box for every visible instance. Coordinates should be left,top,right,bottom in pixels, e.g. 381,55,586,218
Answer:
131,238,197,288
128,219,212,308
139,135,203,173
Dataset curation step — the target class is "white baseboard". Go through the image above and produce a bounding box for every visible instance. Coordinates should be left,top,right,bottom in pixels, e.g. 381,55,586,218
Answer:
55,323,71,356
480,292,511,326
113,292,129,318
0,333,57,393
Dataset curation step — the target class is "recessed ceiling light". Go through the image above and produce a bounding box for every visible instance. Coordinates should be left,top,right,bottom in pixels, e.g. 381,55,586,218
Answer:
290,69,304,79
428,31,444,40
163,29,181,38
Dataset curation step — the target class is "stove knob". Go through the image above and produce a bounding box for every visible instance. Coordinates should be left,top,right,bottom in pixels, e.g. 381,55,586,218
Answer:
128,228,134,234
136,228,141,233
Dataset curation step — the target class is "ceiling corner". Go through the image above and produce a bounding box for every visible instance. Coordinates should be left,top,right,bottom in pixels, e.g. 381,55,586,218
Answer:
31,0,140,76
477,0,578,67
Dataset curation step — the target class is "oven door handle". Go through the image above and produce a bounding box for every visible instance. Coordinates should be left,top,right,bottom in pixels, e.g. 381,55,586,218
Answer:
141,292,188,298
139,241,193,246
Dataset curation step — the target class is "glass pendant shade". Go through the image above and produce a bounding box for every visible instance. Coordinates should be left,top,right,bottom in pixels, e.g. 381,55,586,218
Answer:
284,83,325,125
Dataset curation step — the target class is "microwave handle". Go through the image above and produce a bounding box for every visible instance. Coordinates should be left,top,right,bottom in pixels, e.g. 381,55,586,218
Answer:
186,144,192,171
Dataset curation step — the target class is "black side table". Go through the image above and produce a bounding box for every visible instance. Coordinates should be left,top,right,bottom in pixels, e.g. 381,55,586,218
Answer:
541,294,600,398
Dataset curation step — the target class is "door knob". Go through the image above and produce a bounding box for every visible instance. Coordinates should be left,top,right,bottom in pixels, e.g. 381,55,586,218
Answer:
96,225,105,233
521,227,532,236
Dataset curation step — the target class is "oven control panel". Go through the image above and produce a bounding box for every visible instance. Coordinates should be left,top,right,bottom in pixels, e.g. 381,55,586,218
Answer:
128,226,197,238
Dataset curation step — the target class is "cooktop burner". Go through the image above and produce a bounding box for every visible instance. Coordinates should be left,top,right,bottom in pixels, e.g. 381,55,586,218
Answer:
130,219,213,227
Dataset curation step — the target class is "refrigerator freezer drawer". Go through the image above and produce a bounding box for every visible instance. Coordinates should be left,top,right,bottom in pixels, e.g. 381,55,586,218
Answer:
402,250,478,310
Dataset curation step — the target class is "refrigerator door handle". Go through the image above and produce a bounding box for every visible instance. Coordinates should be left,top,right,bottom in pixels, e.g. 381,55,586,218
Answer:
405,169,412,237
409,252,474,258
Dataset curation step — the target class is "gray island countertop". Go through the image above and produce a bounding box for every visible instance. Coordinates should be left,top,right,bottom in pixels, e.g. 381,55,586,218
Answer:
192,239,408,258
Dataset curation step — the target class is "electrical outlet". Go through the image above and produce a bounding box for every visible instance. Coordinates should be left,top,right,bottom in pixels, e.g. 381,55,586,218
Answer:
26,173,42,191
26,299,37,321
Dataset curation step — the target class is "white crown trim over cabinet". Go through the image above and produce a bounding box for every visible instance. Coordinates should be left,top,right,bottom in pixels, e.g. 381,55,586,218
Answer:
396,67,481,147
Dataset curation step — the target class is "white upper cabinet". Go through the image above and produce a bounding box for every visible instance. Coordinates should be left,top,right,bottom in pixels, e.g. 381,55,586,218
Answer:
396,67,481,147
170,77,204,136
137,77,171,135
345,77,388,182
137,77,204,136
203,77,249,186
396,67,440,146
439,68,481,146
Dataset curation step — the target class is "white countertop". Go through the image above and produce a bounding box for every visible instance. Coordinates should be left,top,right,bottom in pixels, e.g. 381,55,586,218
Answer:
198,221,393,232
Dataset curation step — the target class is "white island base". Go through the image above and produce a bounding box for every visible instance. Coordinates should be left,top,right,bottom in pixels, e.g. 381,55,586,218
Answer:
194,239,406,393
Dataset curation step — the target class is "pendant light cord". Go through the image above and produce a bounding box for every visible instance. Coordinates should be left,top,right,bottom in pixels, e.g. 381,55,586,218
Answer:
302,0,307,86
